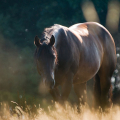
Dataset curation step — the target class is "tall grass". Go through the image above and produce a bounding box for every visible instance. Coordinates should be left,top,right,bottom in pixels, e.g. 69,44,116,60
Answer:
0,101,120,120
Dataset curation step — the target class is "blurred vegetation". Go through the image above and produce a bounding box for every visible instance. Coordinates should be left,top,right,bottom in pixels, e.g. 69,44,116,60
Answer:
0,0,120,108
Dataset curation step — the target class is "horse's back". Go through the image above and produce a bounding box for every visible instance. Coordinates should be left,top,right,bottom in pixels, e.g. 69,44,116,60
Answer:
69,22,116,62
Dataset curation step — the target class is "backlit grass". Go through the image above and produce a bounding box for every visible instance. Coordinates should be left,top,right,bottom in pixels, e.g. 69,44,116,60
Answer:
0,101,120,120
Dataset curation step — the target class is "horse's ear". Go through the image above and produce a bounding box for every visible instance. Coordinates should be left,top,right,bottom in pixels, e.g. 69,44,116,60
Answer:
34,36,41,47
49,35,55,46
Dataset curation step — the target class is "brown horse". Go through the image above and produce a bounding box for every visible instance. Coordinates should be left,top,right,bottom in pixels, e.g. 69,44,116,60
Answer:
34,22,116,109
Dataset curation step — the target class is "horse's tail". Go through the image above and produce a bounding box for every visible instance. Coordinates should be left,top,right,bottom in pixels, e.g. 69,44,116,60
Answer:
93,74,101,107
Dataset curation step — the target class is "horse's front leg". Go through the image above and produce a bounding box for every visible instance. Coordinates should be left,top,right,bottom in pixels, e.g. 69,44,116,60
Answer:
61,72,73,102
49,87,61,102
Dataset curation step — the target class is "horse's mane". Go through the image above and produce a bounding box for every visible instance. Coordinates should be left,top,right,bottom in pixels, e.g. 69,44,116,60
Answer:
40,24,61,43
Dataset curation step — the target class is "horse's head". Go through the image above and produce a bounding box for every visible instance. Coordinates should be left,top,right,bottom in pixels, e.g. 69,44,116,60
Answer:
34,35,57,89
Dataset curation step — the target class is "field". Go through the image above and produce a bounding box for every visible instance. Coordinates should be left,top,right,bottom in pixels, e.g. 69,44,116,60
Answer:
0,101,120,120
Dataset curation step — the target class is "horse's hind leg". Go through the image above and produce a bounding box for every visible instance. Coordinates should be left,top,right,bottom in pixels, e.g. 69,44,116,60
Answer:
95,59,115,109
73,82,87,105
93,74,101,108
98,71,112,109
93,72,112,109
94,72,112,108
94,46,116,109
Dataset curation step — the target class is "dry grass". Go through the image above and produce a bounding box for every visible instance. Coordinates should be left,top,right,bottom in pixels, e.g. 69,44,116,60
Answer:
0,102,120,120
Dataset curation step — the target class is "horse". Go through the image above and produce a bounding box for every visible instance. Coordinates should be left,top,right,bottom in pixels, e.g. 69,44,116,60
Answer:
34,22,116,109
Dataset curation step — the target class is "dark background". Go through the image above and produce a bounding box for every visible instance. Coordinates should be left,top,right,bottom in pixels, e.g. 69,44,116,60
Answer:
0,0,120,108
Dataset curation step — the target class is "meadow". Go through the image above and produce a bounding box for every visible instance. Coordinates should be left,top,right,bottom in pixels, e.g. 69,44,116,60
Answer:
0,101,120,120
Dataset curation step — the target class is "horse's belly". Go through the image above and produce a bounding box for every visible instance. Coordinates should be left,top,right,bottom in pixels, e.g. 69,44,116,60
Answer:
73,61,100,84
